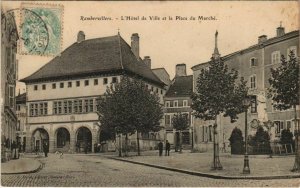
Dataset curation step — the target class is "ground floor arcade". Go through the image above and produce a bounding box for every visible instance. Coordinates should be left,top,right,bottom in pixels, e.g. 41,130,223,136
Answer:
25,122,113,153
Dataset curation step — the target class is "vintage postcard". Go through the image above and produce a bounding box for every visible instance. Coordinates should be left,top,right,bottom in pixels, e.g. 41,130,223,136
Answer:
1,1,299,187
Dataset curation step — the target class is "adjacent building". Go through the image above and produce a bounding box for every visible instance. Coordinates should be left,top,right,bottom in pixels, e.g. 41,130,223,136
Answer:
164,64,193,149
20,32,166,153
1,11,19,162
16,92,27,152
191,26,299,152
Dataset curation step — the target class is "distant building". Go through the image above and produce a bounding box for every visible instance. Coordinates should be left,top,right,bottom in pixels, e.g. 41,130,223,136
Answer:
16,92,27,152
191,26,299,152
164,64,193,149
1,11,19,162
20,32,166,153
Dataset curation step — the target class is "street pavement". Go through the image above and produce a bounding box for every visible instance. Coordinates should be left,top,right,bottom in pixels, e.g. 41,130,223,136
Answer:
116,150,300,178
1,153,299,187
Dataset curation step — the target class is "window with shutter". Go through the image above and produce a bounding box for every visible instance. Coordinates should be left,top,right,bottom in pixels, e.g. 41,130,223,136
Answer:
271,51,280,64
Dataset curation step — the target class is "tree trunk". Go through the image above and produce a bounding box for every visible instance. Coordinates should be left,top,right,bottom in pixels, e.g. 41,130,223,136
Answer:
292,105,300,172
137,131,140,156
212,117,223,170
118,134,122,157
125,134,128,157
179,130,182,153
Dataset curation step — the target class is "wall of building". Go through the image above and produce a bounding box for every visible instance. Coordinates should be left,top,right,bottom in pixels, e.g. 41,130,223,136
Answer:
1,12,18,162
25,73,166,153
192,29,299,153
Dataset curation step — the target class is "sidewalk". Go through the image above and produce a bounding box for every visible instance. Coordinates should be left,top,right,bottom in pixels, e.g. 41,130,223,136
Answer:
1,155,42,174
105,150,300,179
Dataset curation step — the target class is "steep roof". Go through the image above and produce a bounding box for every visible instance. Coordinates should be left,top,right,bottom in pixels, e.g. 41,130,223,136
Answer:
20,35,164,86
152,68,171,86
165,75,193,97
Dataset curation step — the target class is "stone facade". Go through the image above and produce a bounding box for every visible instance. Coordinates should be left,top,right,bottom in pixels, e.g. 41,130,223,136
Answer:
191,27,299,152
1,11,18,162
21,32,166,153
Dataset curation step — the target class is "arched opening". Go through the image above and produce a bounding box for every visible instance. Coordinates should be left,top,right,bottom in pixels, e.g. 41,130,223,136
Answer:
56,128,70,151
76,127,92,153
32,128,49,152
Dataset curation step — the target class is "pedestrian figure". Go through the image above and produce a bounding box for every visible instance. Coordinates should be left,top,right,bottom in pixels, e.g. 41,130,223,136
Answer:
35,145,39,155
165,140,170,156
94,143,97,153
76,141,80,153
158,141,163,156
22,142,25,153
43,142,49,157
20,142,23,153
12,141,17,159
87,142,91,153
84,142,88,154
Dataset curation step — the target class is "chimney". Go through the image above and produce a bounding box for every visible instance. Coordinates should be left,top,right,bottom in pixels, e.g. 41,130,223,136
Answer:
175,64,187,77
143,56,151,68
276,26,285,37
131,33,139,59
258,35,267,44
77,31,85,43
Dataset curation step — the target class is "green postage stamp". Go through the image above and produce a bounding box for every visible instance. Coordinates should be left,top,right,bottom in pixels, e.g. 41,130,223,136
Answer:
19,3,63,56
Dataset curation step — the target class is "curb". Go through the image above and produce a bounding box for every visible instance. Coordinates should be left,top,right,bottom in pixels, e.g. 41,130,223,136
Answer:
1,161,43,175
106,156,300,180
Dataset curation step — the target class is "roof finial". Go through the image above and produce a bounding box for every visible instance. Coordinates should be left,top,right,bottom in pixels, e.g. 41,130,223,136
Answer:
117,28,120,35
212,30,220,60
280,21,282,27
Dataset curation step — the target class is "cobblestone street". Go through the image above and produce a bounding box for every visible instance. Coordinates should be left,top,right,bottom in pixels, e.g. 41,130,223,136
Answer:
1,154,299,187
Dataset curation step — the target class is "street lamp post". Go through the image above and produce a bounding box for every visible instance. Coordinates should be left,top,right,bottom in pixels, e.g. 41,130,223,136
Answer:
243,97,251,174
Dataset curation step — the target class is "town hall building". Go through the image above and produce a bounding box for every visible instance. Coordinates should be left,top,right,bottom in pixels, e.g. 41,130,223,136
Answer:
20,31,166,153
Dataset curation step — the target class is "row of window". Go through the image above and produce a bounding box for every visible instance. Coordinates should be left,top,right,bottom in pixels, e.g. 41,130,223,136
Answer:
250,46,297,67
33,77,118,91
165,113,189,126
145,84,164,95
29,98,99,116
32,78,164,95
30,102,48,116
165,100,189,108
53,98,97,115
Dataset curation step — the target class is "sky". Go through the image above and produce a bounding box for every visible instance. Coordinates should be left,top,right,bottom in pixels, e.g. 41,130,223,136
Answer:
1,1,298,94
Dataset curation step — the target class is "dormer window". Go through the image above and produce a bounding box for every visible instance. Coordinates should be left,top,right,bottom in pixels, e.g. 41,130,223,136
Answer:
250,57,258,67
